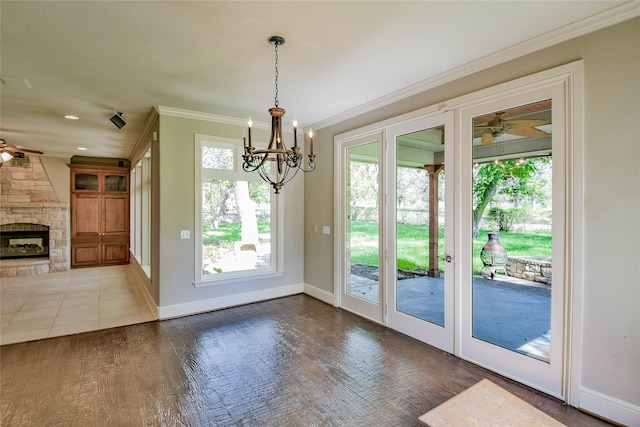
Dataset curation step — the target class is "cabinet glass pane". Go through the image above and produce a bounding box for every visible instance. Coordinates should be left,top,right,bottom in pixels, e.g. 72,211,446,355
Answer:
105,175,127,192
75,174,98,191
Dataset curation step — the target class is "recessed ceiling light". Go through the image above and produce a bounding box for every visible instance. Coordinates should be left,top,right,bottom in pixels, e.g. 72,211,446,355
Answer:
65,115,79,120
77,147,87,151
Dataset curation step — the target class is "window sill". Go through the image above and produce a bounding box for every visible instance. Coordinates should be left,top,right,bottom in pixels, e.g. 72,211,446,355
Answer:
194,270,283,287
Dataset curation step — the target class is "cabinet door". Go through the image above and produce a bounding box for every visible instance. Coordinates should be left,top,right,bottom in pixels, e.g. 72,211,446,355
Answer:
72,194,101,237
102,195,128,235
71,193,102,267
102,194,129,264
102,241,130,264
72,244,101,266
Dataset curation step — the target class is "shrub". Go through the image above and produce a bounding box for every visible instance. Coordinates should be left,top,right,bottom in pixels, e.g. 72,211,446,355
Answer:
488,207,526,232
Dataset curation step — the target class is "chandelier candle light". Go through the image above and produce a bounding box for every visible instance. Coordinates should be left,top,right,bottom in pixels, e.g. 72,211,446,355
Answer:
242,36,316,194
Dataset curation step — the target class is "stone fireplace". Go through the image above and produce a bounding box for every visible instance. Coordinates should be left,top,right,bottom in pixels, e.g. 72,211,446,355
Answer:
0,156,69,277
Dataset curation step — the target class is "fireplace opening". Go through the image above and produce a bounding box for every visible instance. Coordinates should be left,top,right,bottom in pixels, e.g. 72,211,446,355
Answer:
0,223,49,260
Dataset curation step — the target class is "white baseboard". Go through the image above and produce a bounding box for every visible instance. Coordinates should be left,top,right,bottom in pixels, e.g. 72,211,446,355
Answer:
303,283,334,305
579,386,640,426
158,283,304,319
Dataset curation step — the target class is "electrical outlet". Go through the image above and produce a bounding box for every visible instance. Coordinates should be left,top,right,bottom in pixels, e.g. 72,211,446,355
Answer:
323,226,330,235
180,230,190,239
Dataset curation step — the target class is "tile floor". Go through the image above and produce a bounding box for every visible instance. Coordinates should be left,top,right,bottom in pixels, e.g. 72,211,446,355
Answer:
0,265,156,345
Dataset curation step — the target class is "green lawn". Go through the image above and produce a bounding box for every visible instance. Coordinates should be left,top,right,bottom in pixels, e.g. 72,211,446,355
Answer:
202,220,271,245
349,220,551,273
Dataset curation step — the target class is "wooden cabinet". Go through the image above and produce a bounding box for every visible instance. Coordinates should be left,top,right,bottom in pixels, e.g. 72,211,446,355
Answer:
70,165,130,267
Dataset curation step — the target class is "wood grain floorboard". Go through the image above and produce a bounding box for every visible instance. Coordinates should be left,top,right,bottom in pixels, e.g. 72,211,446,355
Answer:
0,294,613,426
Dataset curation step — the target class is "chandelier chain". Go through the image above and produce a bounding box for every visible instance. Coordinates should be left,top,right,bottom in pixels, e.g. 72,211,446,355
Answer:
274,43,279,107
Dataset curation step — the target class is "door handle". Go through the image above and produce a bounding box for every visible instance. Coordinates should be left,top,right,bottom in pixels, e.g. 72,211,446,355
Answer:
445,255,453,263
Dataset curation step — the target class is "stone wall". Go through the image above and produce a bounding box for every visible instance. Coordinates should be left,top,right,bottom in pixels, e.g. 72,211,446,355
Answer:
506,256,552,285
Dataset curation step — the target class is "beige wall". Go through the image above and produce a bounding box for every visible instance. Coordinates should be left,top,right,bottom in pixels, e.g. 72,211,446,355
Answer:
304,17,640,424
40,156,71,203
155,114,304,316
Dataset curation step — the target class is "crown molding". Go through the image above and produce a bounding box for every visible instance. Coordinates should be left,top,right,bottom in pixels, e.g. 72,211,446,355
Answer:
311,2,640,131
156,106,272,130
156,106,302,136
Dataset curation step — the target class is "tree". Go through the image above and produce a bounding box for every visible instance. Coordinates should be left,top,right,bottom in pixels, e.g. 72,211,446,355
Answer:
472,158,548,236
235,181,258,246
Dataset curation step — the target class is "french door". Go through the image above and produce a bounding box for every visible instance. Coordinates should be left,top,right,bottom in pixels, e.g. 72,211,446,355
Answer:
336,67,575,400
458,87,567,398
336,131,385,324
385,111,454,352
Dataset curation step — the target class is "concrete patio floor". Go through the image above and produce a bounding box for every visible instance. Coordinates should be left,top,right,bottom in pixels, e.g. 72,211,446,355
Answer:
349,273,551,361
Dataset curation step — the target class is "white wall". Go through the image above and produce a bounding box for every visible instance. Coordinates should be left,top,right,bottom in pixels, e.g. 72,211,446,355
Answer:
304,17,640,425
155,112,304,318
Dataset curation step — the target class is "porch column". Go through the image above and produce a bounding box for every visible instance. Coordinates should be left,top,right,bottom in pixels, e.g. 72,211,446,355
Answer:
424,164,443,278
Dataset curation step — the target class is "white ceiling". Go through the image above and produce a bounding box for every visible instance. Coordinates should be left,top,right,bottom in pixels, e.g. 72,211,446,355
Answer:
1,1,637,160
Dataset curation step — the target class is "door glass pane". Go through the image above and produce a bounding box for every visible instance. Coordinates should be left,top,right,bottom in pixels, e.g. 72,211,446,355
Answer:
396,126,445,326
346,141,379,303
471,100,553,362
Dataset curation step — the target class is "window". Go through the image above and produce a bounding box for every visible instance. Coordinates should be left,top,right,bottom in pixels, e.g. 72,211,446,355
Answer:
195,134,277,285
130,149,151,278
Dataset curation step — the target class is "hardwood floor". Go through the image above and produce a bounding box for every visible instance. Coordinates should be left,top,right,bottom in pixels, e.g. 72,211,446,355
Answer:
0,295,612,426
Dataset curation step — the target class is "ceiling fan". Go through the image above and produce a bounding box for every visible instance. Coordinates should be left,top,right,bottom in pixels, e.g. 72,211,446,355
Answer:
1,139,44,162
474,111,549,145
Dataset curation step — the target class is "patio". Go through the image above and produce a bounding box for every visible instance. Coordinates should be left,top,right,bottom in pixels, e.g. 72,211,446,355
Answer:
350,272,551,360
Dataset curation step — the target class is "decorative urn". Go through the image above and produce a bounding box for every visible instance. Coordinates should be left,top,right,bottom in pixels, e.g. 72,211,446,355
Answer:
480,232,508,279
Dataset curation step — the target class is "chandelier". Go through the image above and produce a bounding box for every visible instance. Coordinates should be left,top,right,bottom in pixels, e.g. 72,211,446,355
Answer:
242,36,316,194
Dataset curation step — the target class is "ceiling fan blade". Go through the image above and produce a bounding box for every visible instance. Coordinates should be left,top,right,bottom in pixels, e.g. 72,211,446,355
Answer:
501,119,549,128
5,146,44,155
474,125,497,129
505,127,549,138
481,132,495,145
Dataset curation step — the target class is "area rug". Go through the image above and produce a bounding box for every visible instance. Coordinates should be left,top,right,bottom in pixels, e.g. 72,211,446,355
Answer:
419,379,566,426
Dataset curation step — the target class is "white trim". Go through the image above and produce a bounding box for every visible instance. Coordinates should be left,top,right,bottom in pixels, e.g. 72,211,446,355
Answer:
567,62,585,408
157,283,303,319
579,386,640,427
303,283,334,306
311,3,639,132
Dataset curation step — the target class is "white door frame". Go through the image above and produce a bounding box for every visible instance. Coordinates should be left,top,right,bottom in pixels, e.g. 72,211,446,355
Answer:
457,82,568,399
334,130,385,324
385,110,455,352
